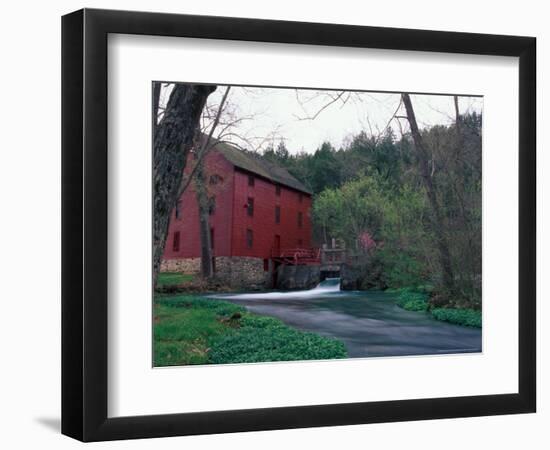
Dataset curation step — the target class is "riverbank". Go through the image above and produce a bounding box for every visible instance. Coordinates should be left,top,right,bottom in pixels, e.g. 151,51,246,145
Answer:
154,294,347,366
155,272,241,295
211,282,481,357
390,287,482,328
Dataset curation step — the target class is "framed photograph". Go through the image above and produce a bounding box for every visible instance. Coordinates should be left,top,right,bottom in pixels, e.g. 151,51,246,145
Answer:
62,8,536,441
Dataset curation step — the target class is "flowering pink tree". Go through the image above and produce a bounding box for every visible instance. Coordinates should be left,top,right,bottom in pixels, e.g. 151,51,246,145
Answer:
358,231,377,252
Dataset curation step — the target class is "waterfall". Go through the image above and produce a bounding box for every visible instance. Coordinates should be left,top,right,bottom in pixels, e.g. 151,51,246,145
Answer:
221,277,341,300
313,277,341,293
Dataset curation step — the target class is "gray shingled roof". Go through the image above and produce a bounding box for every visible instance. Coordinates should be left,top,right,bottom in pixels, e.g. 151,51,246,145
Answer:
211,140,312,195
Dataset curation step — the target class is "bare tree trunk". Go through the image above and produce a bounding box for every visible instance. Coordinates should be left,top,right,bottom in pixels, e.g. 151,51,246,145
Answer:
183,86,231,279
402,93,455,295
194,160,214,278
152,81,161,140
453,95,464,162
453,96,460,132
153,84,216,289
453,96,478,306
176,86,231,199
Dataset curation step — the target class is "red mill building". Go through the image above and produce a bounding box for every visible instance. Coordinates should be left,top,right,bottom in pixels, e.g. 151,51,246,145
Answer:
161,140,314,287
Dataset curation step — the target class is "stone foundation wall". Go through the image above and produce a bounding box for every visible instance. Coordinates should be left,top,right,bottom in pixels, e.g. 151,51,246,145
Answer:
215,256,269,289
275,265,320,290
340,263,361,290
161,256,269,289
160,258,201,274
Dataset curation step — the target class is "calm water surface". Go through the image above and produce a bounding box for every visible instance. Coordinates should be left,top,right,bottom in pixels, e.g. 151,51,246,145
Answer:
209,278,481,358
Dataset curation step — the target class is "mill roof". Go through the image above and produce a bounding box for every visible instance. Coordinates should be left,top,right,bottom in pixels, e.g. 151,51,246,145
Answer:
208,139,312,195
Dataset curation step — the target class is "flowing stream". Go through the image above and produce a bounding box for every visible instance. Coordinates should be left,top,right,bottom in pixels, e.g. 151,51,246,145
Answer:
222,277,342,300
210,278,482,358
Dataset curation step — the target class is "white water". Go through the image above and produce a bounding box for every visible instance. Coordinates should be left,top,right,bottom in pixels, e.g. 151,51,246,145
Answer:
220,277,341,300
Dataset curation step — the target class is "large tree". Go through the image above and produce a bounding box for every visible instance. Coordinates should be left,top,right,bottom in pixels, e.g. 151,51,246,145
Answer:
194,160,214,277
401,93,455,295
152,83,216,288
177,86,231,279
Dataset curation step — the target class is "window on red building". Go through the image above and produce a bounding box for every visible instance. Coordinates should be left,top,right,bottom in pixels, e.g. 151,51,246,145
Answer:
210,228,215,249
275,205,280,224
275,184,281,196
298,193,303,203
208,196,216,215
247,197,254,216
172,231,180,252
246,229,253,248
248,175,255,186
175,201,182,219
298,211,303,228
209,174,223,185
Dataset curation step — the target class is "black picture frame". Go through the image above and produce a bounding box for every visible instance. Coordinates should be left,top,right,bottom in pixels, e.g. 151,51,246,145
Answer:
61,8,536,442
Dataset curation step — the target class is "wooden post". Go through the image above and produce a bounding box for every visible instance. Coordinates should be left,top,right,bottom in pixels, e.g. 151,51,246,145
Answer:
341,241,346,263
267,259,274,288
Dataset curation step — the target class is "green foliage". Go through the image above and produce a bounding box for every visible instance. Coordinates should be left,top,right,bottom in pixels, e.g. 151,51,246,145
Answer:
313,172,431,289
154,307,225,342
313,174,388,249
263,141,343,195
393,288,429,312
375,183,432,288
279,112,483,308
390,288,481,328
303,142,343,194
157,295,245,315
154,341,210,366
340,131,405,185
209,315,347,364
264,111,482,308
378,249,426,289
156,272,194,287
154,295,347,366
430,308,482,328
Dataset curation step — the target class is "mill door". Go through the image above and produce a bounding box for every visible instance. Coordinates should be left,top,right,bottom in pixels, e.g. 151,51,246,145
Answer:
273,234,281,257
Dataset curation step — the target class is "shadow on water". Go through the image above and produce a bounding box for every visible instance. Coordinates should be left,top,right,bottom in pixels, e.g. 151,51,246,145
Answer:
210,278,482,358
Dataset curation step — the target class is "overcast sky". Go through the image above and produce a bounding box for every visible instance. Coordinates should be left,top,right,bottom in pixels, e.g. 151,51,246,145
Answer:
159,84,482,155
203,86,482,155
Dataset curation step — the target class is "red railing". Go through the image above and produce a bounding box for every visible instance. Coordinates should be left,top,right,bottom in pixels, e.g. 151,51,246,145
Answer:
271,247,321,265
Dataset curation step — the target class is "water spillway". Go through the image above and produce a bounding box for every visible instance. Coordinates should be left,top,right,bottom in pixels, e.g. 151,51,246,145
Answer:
312,277,341,293
222,277,341,301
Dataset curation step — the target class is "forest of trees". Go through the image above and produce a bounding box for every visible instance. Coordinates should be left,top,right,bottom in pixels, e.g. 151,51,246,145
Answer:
153,83,482,311
263,112,482,309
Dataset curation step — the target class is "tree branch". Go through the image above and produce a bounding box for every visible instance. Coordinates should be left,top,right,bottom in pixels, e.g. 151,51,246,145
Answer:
176,86,231,198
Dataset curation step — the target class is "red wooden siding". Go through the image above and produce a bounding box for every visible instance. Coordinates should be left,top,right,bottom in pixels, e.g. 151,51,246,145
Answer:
230,169,311,259
163,151,234,259
162,147,312,262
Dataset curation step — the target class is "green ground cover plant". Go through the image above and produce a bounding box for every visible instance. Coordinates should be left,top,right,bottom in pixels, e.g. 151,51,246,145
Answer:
390,287,481,328
156,272,194,288
154,295,347,366
430,307,482,328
